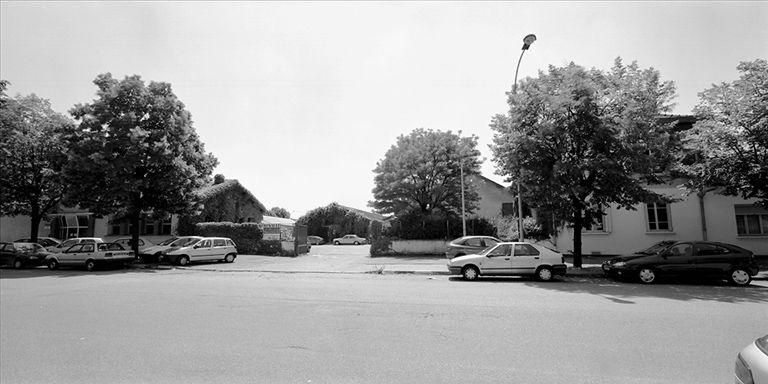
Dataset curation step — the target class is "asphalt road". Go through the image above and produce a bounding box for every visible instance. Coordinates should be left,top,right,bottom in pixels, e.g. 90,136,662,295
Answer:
1,268,766,384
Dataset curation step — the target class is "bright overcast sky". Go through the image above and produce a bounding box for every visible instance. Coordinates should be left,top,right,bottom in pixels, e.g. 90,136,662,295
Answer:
2,2,767,218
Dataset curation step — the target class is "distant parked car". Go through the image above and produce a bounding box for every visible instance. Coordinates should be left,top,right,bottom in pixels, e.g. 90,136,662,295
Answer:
137,236,203,263
445,235,501,259
333,235,367,245
163,237,237,266
447,242,566,281
735,335,768,384
15,237,61,248
307,236,324,245
47,237,103,253
113,237,154,253
1,242,52,268
602,241,760,286
46,242,134,271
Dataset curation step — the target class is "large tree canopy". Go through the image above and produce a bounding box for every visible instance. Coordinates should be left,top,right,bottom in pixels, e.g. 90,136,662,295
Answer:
679,59,768,208
491,59,678,267
268,207,291,218
0,82,73,242
63,73,218,254
370,128,481,217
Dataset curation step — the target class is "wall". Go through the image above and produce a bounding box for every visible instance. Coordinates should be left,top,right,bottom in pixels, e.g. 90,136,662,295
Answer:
0,216,46,242
553,184,768,256
373,239,447,256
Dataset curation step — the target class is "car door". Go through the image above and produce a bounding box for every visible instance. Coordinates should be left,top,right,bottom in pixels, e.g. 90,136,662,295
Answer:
693,242,732,277
657,242,695,277
480,244,513,275
191,239,212,261
509,244,541,274
212,239,227,260
60,244,84,265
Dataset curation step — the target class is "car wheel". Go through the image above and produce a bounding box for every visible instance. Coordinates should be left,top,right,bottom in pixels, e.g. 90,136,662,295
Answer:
462,265,479,281
334,241,340,245
178,256,190,266
536,266,553,282
224,253,235,263
85,259,96,272
136,254,145,263
354,241,360,245
12,259,23,269
47,259,59,270
728,268,751,286
638,267,656,284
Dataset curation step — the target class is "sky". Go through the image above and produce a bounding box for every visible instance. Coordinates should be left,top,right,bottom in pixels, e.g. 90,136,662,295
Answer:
2,1,767,218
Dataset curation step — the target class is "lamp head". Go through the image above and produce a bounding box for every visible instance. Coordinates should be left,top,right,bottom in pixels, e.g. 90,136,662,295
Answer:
522,34,537,50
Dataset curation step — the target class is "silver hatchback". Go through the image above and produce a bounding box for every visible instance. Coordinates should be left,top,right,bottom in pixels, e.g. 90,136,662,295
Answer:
445,235,501,259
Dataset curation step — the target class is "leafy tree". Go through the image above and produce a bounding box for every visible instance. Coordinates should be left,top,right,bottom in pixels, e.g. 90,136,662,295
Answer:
63,73,218,255
0,83,73,242
297,203,371,240
679,59,768,208
268,206,291,218
371,128,481,217
491,59,678,267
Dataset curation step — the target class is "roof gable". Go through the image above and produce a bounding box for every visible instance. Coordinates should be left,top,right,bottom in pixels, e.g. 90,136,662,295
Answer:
196,179,267,213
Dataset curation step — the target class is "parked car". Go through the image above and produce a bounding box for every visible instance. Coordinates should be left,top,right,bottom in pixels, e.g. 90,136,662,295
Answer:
333,235,367,245
46,242,134,271
308,236,324,245
445,235,501,258
631,240,677,256
1,242,52,268
47,237,104,253
602,241,760,286
736,335,768,384
113,237,154,253
163,237,237,266
447,242,566,281
14,237,61,248
137,236,203,263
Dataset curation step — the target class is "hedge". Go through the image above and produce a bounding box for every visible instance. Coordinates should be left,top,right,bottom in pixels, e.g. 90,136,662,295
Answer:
193,222,264,254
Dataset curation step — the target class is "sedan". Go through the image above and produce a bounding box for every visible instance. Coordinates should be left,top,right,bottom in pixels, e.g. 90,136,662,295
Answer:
15,236,61,248
0,242,51,268
46,242,134,271
333,235,367,245
736,335,768,384
447,242,566,281
445,235,501,258
602,241,760,286
308,236,324,245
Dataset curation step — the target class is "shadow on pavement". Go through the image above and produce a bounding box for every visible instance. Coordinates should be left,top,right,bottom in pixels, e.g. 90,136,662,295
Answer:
447,275,768,304
0,265,164,279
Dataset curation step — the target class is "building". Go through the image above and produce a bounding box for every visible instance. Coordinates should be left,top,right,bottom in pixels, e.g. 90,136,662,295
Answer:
467,174,519,220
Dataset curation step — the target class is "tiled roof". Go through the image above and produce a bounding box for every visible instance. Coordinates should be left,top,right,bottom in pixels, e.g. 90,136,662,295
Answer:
196,179,267,212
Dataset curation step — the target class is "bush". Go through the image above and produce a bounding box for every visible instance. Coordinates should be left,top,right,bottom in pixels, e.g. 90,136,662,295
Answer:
193,222,263,254
255,239,284,256
384,211,496,240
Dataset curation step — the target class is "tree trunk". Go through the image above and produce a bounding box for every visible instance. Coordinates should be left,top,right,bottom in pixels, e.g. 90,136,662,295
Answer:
130,211,141,258
30,202,41,243
572,207,583,268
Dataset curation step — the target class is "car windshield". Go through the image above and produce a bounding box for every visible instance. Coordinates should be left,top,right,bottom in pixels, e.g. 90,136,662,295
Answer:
636,241,674,255
158,237,178,246
173,238,200,247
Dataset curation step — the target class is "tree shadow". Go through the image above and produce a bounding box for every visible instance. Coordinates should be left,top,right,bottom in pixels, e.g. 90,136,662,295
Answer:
448,275,768,304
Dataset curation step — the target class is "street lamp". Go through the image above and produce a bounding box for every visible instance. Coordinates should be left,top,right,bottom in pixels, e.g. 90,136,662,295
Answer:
512,33,536,242
458,131,467,237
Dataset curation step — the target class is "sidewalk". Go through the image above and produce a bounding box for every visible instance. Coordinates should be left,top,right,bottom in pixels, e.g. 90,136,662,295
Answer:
133,252,768,281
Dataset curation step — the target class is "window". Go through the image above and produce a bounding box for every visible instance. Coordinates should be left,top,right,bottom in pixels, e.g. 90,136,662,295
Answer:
199,240,211,248
213,239,226,247
664,243,692,257
646,203,672,231
488,244,512,257
735,205,768,236
464,238,483,247
110,223,122,235
82,244,94,252
694,243,729,256
143,221,155,235
161,219,172,235
513,244,540,256
584,205,608,232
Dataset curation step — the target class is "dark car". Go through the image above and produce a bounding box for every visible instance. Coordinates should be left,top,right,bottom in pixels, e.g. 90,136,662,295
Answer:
445,235,501,259
15,237,61,248
602,241,760,286
0,242,52,269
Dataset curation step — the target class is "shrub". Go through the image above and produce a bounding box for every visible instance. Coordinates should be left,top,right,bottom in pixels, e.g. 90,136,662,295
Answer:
255,239,284,256
383,210,496,240
193,222,263,254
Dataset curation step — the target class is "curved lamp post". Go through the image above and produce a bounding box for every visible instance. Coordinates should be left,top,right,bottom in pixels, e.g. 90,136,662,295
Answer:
512,34,536,242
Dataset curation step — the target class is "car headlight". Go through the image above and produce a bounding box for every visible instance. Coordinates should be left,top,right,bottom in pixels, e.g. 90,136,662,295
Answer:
613,261,626,267
735,353,753,384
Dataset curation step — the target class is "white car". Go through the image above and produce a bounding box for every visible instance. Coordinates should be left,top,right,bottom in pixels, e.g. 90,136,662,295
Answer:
447,242,566,281
736,335,768,384
46,242,134,271
47,237,104,253
138,236,203,263
163,237,237,266
113,237,154,252
333,234,367,245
